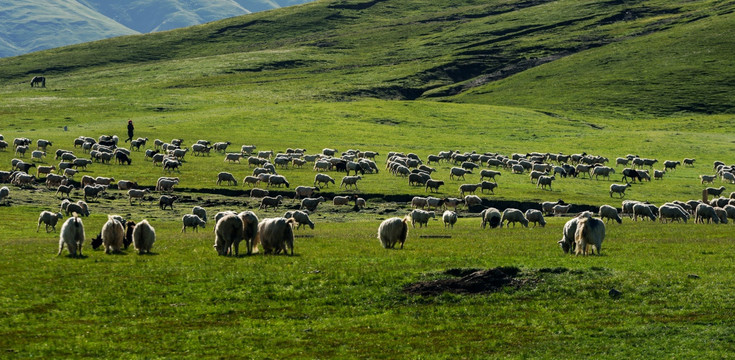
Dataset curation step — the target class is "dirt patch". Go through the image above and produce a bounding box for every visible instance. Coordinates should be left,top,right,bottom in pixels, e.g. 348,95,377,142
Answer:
404,266,538,296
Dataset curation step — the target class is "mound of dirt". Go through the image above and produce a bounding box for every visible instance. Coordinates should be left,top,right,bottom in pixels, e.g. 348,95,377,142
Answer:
404,267,532,296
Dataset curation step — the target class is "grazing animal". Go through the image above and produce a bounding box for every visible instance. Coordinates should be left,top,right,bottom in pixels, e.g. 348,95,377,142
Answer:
182,214,206,232
442,210,458,228
256,217,296,255
214,213,243,256
37,211,64,232
377,217,410,249
574,215,605,255
30,76,46,87
101,215,125,254
132,220,156,254
57,214,85,257
480,208,502,229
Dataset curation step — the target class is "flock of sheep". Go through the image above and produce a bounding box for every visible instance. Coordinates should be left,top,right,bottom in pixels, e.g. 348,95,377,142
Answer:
2,132,734,258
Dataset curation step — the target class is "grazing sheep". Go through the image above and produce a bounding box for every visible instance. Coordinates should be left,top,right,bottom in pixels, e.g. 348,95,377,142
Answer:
356,197,366,209
256,217,296,255
591,166,615,180
377,217,410,249
536,175,555,190
706,186,727,198
633,203,657,221
558,212,590,254
156,177,179,192
182,214,206,232
411,196,428,209
294,186,319,199
464,195,482,208
37,211,64,232
132,220,156,254
83,184,106,202
653,170,665,180
340,175,362,190
259,195,284,210
615,157,630,166
621,168,642,183
500,208,529,228
723,205,735,222
127,189,150,205
425,197,444,210
664,160,681,171
31,150,46,162
529,170,547,183
553,204,572,216
458,183,481,196
683,158,696,166
333,196,351,206
695,203,720,224
409,209,435,228
480,208,502,229
609,183,631,198
715,207,729,224
101,215,125,254
55,184,74,199
242,175,259,187
541,199,564,214
216,172,238,186
314,173,336,188
117,180,137,190
192,206,207,223
224,153,242,163
159,195,177,210
57,214,85,257
442,210,458,228
450,167,472,180
598,205,622,224
45,173,65,188
249,188,269,198
300,196,326,212
64,201,88,217
479,169,501,181
238,211,259,255
700,175,717,184
574,216,605,255
524,209,546,227
425,179,445,193
213,213,243,256
285,210,315,230
658,204,689,223
268,175,290,188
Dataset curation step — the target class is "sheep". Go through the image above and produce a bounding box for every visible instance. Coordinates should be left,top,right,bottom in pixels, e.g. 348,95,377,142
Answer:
574,216,605,255
300,196,325,212
536,175,555,190
658,204,690,223
268,175,290,188
314,173,336,188
464,195,482,208
73,158,94,169
458,183,481,196
633,203,657,221
700,175,717,184
37,211,64,232
717,207,731,224
117,180,137,190
410,196,427,209
101,215,125,254
192,206,207,223
615,157,630,166
558,212,590,254
81,175,96,188
257,150,274,159
425,197,444,210
285,210,315,230
45,174,65,188
331,196,350,206
65,201,89,217
377,217,410,249
83,184,106,202
12,173,36,187
182,214,207,232
213,213,244,256
653,169,665,180
55,184,74,199
479,169,501,181
159,195,177,210
340,175,362,189
724,205,735,222
591,166,615,180
216,172,238,186
163,158,181,172
553,204,572,216
621,168,642,183
356,197,366,209
598,205,622,224
450,167,471,180
294,186,319,199
0,140,6,151
224,153,242,163
57,214,85,257
529,170,547,183
157,177,179,192
683,158,696,166
256,217,296,255
695,203,720,224
259,195,284,210
241,144,257,154
236,211,259,255
132,220,156,254
31,150,46,162
409,209,436,228
706,186,727,198
424,179,445,193
442,210,458,228
15,145,29,157
541,199,564,214
480,208,502,229
524,209,546,227
637,170,651,182
500,208,529,228
663,160,680,171
127,189,150,205
609,183,631,198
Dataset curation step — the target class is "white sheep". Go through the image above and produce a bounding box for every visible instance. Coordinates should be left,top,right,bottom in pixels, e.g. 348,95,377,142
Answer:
591,166,615,180
57,214,85,257
301,196,326,212
425,179,444,193
524,209,546,227
159,195,177,210
217,172,238,186
480,169,501,181
695,204,720,224
633,203,657,221
294,186,319,199
268,175,290,188
450,167,472,180
356,197,366,209
480,208,502,229
574,215,605,255
458,183,480,196
340,175,362,190
558,212,590,254
658,204,690,223
37,211,64,232
700,175,717,184
127,189,150,205
214,213,243,256
609,183,631,198
250,188,269,198
553,204,572,216
442,210,458,228
536,175,555,190
117,180,137,190
411,196,428,209
182,214,206,232
409,209,435,228
132,220,156,254
333,196,351,206
377,217,410,249
285,210,315,230
464,195,482,208
238,211,259,255
224,153,242,163
101,214,125,254
598,205,622,224
256,217,296,255
500,208,529,228
314,173,335,188
83,184,106,202
192,206,207,223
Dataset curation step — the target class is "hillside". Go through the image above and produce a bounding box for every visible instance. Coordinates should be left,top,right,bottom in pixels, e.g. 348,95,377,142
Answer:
0,0,314,58
0,0,732,117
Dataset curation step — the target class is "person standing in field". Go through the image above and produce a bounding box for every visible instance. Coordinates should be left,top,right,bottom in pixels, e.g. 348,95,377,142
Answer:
125,120,134,142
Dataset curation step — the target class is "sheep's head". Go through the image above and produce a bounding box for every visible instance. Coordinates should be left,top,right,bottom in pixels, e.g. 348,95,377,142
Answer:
91,234,103,250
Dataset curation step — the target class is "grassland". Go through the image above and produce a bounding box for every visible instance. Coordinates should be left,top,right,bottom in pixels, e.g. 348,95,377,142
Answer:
1,0,735,357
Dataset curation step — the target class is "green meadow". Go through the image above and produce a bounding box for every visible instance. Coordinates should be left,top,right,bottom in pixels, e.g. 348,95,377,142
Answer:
1,0,735,357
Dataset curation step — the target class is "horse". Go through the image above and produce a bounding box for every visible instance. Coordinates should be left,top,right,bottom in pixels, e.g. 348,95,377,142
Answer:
30,76,46,88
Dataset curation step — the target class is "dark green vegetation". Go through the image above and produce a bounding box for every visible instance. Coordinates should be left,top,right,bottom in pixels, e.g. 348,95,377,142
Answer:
1,0,735,357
